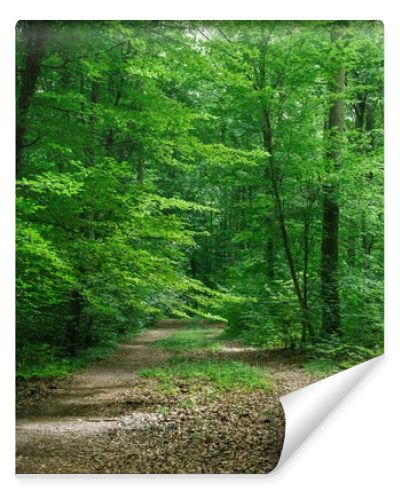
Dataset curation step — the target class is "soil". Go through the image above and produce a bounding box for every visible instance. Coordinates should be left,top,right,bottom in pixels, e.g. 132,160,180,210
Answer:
16,320,319,474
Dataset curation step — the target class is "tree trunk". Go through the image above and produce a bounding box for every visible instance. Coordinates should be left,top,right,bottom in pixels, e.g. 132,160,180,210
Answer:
262,108,315,337
16,22,48,175
67,79,100,349
354,93,366,131
256,33,315,337
320,26,345,337
302,213,310,341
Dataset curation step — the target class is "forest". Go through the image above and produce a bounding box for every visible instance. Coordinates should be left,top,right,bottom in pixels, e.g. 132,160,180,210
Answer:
15,19,384,474
16,20,383,379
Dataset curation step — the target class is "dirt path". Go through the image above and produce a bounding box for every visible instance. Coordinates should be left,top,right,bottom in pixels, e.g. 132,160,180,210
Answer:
16,320,318,474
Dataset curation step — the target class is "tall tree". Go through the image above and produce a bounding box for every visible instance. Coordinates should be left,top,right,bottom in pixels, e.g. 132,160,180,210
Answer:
16,21,49,174
321,24,346,337
15,21,383,376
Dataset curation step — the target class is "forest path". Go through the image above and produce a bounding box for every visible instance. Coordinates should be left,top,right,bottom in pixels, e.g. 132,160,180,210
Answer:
16,320,317,474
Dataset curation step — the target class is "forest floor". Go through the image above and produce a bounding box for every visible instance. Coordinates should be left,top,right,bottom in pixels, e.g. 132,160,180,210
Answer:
16,320,320,474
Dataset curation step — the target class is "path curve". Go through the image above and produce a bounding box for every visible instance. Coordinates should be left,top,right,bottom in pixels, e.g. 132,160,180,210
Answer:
16,320,316,474
16,320,184,472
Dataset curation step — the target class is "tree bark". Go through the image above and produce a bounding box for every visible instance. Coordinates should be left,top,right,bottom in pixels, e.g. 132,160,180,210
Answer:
302,213,310,341
262,108,315,337
16,22,49,175
321,26,345,337
256,30,315,338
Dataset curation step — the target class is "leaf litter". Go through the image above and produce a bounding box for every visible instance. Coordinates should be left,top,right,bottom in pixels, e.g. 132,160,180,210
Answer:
16,321,320,474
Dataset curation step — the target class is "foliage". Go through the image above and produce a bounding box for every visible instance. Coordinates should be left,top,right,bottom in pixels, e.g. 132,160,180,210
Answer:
16,330,136,379
16,20,383,377
302,335,381,376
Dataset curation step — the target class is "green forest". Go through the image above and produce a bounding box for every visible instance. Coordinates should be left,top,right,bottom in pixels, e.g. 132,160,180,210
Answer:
16,20,384,379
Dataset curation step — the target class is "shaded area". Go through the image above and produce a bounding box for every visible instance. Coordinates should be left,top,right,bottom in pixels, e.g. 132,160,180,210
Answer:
16,321,321,474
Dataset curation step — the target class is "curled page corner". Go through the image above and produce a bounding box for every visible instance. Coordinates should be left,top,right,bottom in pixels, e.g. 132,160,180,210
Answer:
276,355,383,470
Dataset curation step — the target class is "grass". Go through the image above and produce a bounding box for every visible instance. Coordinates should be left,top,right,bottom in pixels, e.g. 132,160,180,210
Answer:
302,359,341,377
139,355,272,393
152,328,223,352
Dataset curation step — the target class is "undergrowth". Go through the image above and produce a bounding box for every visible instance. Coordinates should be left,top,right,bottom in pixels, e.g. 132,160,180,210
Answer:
222,325,382,377
139,355,272,394
219,325,292,349
302,359,341,376
152,328,223,352
16,331,141,380
302,339,382,376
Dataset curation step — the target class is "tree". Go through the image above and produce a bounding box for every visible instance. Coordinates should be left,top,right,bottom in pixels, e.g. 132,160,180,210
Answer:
15,20,383,376
321,24,346,337
16,21,50,174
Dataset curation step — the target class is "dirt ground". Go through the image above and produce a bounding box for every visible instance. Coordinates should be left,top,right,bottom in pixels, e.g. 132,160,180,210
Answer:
16,320,318,474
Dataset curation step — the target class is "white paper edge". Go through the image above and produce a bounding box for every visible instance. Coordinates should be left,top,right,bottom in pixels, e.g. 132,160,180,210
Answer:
275,354,383,470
